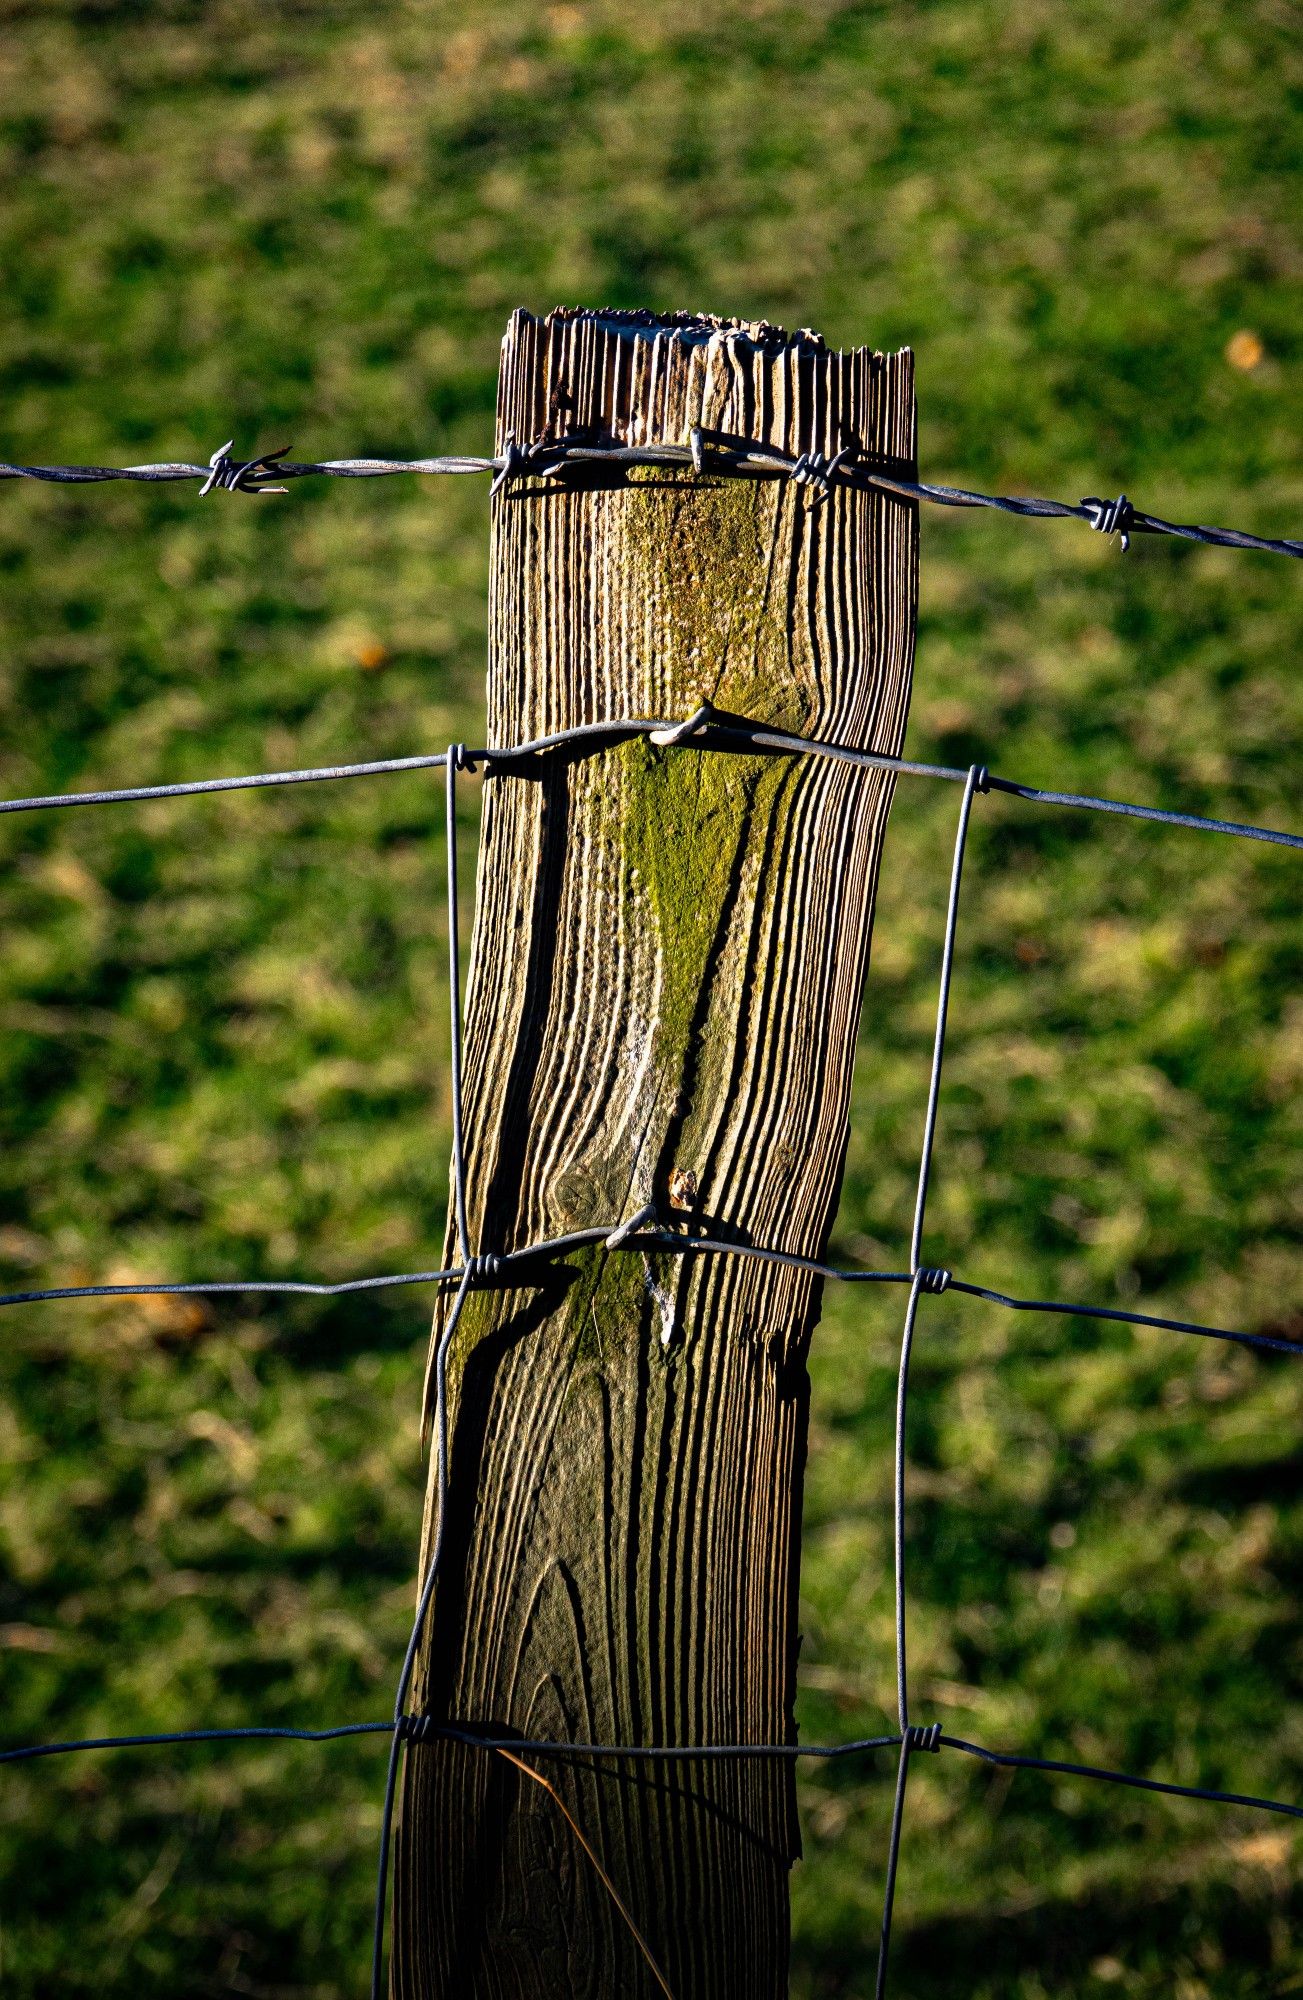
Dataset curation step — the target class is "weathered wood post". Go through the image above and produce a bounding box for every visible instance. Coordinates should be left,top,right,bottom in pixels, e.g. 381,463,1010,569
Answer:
393,308,918,1998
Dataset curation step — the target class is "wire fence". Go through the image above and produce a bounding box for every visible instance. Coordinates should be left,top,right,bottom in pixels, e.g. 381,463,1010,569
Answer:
0,435,1300,1999
4,426,1303,560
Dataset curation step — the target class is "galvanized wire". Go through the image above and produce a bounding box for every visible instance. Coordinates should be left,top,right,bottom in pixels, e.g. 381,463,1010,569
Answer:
7,1716,1297,1817
0,1722,396,1765
3,709,1300,852
0,459,1299,1992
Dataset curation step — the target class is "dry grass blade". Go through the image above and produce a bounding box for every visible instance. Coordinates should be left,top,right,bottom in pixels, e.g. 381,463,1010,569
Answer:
491,1745,677,1999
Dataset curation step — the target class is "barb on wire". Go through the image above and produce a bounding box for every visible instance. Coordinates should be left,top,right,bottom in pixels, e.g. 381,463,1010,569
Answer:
2,428,1299,559
198,441,292,497
1081,493,1134,550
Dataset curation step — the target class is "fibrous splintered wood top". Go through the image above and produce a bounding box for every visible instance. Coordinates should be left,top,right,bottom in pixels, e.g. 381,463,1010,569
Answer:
393,309,918,2000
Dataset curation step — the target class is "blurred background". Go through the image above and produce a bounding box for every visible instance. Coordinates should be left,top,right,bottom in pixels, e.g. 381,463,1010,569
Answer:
0,3,1299,1994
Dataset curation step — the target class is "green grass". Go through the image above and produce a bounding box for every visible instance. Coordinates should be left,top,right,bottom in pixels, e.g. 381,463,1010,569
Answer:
0,3,1299,1994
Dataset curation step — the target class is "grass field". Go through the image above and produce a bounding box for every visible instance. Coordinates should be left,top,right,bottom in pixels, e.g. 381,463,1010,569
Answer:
0,3,1299,1994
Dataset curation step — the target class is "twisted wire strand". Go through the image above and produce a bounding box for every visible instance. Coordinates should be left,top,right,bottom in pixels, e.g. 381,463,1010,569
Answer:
0,1269,460,1307
433,1725,902,1761
2,432,1299,558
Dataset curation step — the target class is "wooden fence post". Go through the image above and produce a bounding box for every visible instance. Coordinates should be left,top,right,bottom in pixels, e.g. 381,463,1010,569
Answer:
392,308,918,1998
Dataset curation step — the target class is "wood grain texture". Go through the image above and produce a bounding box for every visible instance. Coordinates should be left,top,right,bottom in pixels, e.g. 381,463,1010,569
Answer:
392,307,918,1999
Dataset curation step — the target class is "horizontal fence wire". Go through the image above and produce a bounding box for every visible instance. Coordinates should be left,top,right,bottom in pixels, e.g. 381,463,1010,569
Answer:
1,438,1300,1997
2,426,1301,558
3,708,1300,848
6,1719,1298,1819
5,1240,1300,1359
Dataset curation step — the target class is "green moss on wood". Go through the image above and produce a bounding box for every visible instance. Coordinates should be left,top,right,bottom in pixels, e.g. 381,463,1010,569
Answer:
622,466,813,732
616,733,791,1103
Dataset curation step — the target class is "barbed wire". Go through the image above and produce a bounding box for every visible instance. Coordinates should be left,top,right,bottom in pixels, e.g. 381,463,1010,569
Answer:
1,499,1299,1992
2,427,1301,558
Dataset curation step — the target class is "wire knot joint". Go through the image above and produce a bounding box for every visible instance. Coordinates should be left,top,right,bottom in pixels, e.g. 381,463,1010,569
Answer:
650,702,714,749
605,1202,659,1250
464,1253,503,1287
917,1267,952,1295
904,1722,942,1753
449,743,477,774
